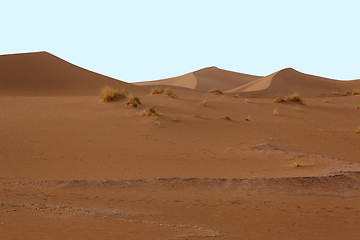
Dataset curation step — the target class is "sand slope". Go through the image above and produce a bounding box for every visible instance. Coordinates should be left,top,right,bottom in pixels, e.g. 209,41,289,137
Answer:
0,52,143,96
227,68,360,97
134,66,260,92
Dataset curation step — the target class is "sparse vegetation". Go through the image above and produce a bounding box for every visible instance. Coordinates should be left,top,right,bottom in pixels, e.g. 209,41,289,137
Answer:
352,89,360,95
100,85,128,102
275,93,304,105
233,94,239,98
151,87,164,95
143,106,158,117
245,98,249,103
223,115,232,121
163,88,178,98
356,127,360,134
274,96,284,103
245,115,251,121
209,88,223,95
332,90,351,96
295,105,301,111
293,161,301,168
126,96,141,108
199,98,207,107
173,117,180,122
151,87,177,98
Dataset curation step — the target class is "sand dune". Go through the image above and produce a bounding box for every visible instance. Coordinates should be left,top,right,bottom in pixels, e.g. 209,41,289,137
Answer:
136,67,360,98
0,52,143,96
227,68,360,97
134,66,260,92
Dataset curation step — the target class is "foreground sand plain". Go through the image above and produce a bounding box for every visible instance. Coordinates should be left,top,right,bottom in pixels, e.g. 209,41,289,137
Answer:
1,52,360,239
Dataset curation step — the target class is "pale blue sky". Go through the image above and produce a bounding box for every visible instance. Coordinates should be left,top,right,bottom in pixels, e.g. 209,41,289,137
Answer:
1,0,359,82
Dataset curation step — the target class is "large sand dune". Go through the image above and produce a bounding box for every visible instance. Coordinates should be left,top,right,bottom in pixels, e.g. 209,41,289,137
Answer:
0,52,143,96
135,66,260,92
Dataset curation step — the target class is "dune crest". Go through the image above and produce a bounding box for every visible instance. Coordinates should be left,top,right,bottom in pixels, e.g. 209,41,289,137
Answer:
0,51,142,96
227,68,360,97
134,66,260,92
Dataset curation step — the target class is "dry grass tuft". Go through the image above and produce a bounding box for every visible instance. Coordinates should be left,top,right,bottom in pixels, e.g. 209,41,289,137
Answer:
151,87,164,95
199,98,207,107
223,115,232,121
295,105,301,111
100,85,128,102
151,87,177,98
164,88,177,98
332,90,351,96
293,161,301,168
245,98,249,103
126,96,141,108
143,106,158,117
233,94,240,98
356,101,360,110
209,88,223,95
352,89,360,95
275,93,304,105
323,98,331,103
274,96,285,103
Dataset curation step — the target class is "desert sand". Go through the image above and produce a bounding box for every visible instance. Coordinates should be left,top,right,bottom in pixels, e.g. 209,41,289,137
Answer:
1,52,360,239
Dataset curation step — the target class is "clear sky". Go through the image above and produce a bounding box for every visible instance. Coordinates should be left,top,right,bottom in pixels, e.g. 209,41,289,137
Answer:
1,0,359,82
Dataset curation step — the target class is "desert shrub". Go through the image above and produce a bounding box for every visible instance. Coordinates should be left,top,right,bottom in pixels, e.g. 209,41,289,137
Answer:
100,85,128,102
273,108,279,116
275,93,304,105
143,106,158,117
151,87,177,98
233,94,239,98
323,98,331,103
285,93,304,104
274,96,285,103
126,96,141,108
209,88,223,95
163,88,177,98
352,89,360,95
151,87,164,95
244,98,249,103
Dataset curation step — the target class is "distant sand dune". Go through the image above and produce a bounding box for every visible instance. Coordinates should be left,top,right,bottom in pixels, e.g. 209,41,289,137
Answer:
136,66,360,98
134,66,260,92
0,52,143,96
227,68,360,97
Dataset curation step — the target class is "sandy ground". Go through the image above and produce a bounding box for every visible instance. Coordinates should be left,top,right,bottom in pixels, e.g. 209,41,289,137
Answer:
1,94,360,239
1,52,360,239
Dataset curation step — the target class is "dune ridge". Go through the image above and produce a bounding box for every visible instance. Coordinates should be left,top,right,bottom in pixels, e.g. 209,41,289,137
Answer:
135,66,260,92
0,51,143,96
227,68,360,97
